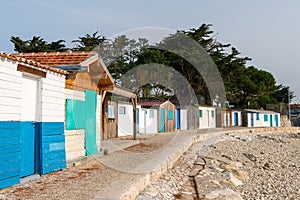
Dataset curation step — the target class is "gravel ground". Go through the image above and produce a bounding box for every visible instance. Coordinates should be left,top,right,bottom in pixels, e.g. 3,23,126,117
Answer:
138,130,300,200
0,133,177,200
212,131,300,200
1,130,299,200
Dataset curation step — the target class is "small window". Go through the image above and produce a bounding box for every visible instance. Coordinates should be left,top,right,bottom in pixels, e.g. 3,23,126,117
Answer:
149,110,154,118
211,110,215,118
199,110,203,118
256,113,259,120
168,110,173,120
119,106,126,115
264,114,268,122
108,105,115,119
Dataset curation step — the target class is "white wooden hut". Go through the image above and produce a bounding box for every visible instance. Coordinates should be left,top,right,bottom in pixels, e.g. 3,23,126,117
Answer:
231,110,242,126
242,109,280,127
176,108,188,130
137,105,158,134
198,106,217,129
0,52,67,189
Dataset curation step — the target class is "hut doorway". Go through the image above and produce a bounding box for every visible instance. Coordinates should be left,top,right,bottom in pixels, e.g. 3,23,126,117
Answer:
20,76,39,177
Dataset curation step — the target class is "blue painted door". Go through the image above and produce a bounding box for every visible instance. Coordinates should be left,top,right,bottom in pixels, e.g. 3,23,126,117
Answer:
20,122,36,177
251,113,254,127
21,77,38,177
270,114,273,127
176,109,181,129
160,108,165,132
234,113,238,126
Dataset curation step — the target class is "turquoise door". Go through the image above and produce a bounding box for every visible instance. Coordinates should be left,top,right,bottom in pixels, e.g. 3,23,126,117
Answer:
20,122,36,177
160,108,165,132
275,115,279,126
270,114,273,127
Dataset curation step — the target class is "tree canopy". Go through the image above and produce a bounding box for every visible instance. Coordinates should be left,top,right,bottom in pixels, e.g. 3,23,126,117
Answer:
9,25,296,108
10,36,67,53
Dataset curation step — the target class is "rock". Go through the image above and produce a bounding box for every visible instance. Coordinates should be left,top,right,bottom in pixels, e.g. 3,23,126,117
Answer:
240,135,252,142
205,188,243,200
228,173,243,187
243,153,257,162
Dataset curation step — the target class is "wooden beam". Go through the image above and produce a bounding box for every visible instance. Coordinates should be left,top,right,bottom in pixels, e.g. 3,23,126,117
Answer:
101,90,107,104
17,64,46,78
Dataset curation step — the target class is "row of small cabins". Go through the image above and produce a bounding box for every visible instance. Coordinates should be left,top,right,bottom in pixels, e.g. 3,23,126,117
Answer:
0,51,281,189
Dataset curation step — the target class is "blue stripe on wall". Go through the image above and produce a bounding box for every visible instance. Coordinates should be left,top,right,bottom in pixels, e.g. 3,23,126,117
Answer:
36,122,66,175
0,122,21,189
0,121,66,189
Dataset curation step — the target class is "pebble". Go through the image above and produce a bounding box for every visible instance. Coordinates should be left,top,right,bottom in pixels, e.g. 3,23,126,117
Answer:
137,131,300,200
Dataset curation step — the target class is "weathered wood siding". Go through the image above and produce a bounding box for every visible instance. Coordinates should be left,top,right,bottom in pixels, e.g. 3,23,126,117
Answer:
159,101,176,133
102,99,118,140
64,89,86,161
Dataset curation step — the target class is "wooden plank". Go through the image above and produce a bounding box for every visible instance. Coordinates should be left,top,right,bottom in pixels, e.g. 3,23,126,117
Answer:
42,77,65,88
66,150,85,161
0,89,21,99
17,64,46,78
0,73,21,84
0,145,20,155
0,97,21,106
0,80,21,91
0,105,21,114
41,89,65,99
0,66,21,78
0,114,20,121
0,176,20,189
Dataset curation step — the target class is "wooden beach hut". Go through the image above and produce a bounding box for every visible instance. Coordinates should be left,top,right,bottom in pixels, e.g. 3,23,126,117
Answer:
15,52,115,161
198,106,217,129
231,110,242,126
0,52,68,189
138,100,176,133
137,105,158,134
102,86,137,140
242,109,280,127
221,109,233,128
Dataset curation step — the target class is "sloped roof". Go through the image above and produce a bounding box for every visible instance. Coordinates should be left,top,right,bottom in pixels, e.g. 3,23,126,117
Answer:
0,52,68,75
138,100,168,107
243,109,279,114
290,104,300,109
13,51,97,67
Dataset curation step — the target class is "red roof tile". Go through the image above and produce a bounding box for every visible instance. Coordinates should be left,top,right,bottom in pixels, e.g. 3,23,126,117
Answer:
13,51,97,66
138,100,167,107
0,52,68,75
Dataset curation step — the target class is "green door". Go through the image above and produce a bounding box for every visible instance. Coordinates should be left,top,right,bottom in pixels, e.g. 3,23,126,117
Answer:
160,108,165,132
270,114,273,127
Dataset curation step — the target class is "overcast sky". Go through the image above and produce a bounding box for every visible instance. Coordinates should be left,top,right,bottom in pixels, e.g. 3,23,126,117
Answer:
1,0,299,103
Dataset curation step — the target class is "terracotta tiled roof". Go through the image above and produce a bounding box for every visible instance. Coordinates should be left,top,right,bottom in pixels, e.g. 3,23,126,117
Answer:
0,52,68,75
13,51,97,66
138,100,167,107
290,104,300,109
